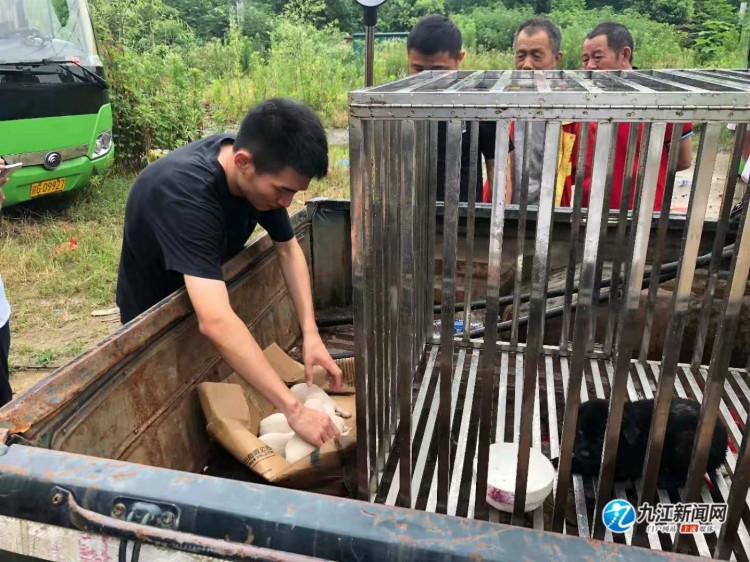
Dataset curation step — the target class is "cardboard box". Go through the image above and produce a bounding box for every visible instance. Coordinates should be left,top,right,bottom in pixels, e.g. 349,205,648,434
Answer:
262,342,356,394
197,344,357,495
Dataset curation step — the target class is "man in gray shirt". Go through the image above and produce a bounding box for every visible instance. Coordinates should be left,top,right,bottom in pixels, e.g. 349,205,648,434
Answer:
510,18,565,206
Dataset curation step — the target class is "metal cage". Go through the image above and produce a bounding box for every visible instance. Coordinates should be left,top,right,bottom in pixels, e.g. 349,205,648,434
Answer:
349,69,750,558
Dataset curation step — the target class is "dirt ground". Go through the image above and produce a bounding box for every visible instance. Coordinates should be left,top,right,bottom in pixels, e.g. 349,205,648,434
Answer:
10,312,120,396
8,151,745,398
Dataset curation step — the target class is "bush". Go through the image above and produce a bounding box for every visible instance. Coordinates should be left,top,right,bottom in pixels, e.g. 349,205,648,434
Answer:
693,19,742,64
464,49,515,69
91,0,205,168
551,8,695,69
248,19,360,127
206,75,257,131
89,0,194,53
188,22,255,79
377,0,447,32
689,0,742,64
164,0,233,40
242,3,277,52
103,47,205,169
373,40,409,84
463,6,535,52
648,0,694,26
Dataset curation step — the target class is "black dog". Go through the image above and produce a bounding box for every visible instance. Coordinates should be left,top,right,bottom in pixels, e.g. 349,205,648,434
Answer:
570,398,729,488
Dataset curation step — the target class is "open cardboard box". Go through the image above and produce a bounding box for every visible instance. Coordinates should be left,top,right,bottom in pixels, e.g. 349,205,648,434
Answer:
198,344,357,496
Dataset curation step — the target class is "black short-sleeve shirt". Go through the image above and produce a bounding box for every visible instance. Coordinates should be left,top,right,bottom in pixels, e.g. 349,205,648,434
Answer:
116,134,294,324
436,122,510,203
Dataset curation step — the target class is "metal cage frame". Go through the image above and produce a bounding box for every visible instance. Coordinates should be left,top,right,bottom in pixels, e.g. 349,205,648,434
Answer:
349,69,750,558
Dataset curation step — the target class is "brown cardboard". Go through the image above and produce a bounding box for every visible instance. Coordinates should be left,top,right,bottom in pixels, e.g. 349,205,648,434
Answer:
263,342,355,394
197,345,357,493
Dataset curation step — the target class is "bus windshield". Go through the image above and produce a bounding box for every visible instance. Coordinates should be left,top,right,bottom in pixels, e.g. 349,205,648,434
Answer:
0,0,101,67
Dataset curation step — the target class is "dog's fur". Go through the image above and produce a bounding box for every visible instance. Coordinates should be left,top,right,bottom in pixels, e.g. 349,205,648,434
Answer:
570,398,729,488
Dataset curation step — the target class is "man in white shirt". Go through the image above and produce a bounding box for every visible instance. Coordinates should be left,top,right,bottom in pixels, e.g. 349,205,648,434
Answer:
0,158,11,406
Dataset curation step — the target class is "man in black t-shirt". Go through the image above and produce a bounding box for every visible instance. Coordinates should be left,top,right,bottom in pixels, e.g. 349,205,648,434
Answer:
116,98,342,447
407,15,512,203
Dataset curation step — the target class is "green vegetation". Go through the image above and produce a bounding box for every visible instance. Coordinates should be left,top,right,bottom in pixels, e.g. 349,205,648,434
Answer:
83,0,749,169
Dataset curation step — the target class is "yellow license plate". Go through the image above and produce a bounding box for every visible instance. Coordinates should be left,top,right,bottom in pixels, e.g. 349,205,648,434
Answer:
30,178,66,198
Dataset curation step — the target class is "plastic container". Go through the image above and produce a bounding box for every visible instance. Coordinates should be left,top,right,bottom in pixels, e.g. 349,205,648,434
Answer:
475,442,556,513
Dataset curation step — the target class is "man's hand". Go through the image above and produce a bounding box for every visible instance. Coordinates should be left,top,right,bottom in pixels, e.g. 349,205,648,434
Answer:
184,275,340,447
303,330,343,391
285,399,340,446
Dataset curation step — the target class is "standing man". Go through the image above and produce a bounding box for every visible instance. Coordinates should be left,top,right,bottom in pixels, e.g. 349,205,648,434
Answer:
406,14,501,203
513,17,564,72
0,159,12,407
511,18,577,206
116,98,342,447
581,21,633,71
566,22,693,211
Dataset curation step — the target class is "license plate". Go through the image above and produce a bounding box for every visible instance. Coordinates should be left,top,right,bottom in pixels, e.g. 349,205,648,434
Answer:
30,178,66,198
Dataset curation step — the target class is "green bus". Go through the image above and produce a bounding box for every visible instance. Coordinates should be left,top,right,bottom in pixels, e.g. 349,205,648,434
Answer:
0,0,114,208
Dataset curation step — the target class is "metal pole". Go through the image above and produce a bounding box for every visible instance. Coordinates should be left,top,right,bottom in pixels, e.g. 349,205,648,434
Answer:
365,26,375,87
364,7,377,87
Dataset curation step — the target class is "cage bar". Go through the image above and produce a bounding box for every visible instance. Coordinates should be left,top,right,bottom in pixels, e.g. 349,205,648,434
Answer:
638,123,683,362
462,123,480,342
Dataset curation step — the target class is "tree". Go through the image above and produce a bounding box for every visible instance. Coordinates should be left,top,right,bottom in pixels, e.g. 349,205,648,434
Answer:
164,0,232,39
254,0,360,32
377,0,447,32
444,0,496,12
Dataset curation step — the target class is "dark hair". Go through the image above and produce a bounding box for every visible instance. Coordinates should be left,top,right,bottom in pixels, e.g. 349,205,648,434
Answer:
234,98,328,180
407,14,462,59
587,22,634,63
515,17,562,55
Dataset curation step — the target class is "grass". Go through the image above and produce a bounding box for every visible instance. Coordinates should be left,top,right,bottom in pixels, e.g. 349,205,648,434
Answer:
201,40,512,135
0,173,132,370
1,145,351,372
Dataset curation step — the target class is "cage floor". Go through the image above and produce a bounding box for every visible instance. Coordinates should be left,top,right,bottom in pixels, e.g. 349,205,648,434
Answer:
372,345,750,560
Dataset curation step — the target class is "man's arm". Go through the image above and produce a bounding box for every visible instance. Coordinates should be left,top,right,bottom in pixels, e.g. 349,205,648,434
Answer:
505,153,514,204
677,136,693,171
184,275,339,446
273,237,342,389
485,159,495,202
486,156,513,204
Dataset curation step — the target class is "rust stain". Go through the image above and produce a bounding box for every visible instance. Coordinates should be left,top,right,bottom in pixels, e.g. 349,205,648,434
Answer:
419,527,510,548
110,469,143,481
0,463,32,476
170,475,198,486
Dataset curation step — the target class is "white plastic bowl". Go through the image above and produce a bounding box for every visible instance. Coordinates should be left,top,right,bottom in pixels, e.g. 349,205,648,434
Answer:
475,442,556,513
